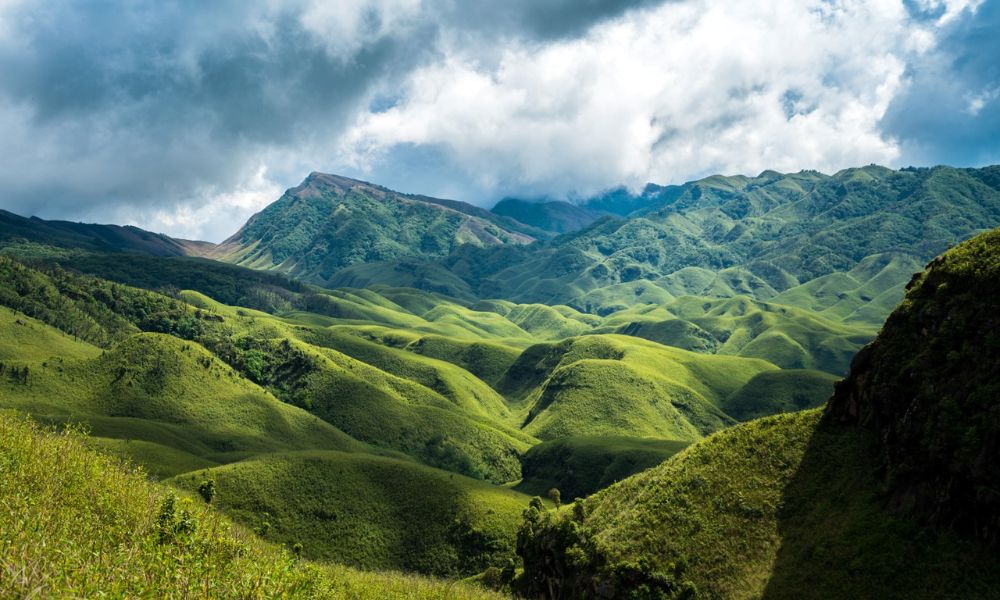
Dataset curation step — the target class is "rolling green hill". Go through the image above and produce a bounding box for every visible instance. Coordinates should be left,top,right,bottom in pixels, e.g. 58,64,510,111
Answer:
445,166,1000,305
0,411,504,599
602,295,876,374
514,226,1000,599
0,315,364,477
169,450,530,577
721,369,838,421
517,436,690,501
500,335,775,441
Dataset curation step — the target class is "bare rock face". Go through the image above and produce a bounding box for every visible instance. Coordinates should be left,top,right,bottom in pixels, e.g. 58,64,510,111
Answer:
828,228,1000,544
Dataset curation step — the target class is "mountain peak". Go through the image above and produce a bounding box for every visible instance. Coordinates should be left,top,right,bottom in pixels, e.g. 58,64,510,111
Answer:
211,171,536,285
291,172,384,199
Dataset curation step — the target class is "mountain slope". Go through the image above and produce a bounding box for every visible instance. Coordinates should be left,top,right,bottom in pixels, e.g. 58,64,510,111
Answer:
828,226,1000,543
491,198,606,234
515,227,1000,599
441,165,1000,319
208,172,535,285
0,208,207,256
169,450,530,577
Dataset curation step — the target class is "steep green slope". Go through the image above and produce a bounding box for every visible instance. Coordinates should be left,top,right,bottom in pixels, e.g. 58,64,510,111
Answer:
0,411,504,599
169,450,529,577
519,411,999,599
515,227,1000,599
209,172,534,285
828,226,1000,543
517,436,690,501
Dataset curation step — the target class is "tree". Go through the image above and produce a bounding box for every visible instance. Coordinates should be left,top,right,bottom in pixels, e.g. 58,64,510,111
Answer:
197,479,216,504
548,487,562,509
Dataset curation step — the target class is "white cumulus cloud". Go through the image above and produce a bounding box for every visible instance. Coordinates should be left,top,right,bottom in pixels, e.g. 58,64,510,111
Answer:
340,0,930,199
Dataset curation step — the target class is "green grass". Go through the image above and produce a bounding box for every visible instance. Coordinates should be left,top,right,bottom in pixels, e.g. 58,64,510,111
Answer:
0,411,507,599
503,334,775,441
516,435,690,501
602,295,877,374
216,172,533,286
0,318,366,469
722,369,839,421
169,450,531,577
523,410,1000,599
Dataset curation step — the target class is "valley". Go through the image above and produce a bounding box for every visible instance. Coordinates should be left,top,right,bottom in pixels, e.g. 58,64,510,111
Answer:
2,165,999,598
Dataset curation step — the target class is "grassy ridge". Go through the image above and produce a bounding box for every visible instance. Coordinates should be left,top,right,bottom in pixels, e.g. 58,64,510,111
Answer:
0,411,505,599
0,317,364,475
603,295,876,374
170,451,530,577
519,411,1000,599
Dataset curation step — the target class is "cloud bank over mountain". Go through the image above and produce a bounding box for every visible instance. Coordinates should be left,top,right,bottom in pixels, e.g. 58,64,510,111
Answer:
0,0,996,240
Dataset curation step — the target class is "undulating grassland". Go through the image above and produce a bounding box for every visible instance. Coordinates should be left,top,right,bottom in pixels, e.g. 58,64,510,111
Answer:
169,450,530,577
0,411,507,599
503,335,775,440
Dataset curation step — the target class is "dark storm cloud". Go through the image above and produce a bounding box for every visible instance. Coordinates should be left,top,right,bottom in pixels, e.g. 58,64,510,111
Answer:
442,0,666,41
883,0,1000,166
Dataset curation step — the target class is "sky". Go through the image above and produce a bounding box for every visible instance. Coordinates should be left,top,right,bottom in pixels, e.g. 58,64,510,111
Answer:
0,0,997,241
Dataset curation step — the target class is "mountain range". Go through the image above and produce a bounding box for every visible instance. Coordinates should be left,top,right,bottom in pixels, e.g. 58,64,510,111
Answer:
1,164,999,598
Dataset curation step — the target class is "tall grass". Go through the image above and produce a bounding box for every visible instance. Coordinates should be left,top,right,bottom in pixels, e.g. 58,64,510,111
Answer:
0,411,506,599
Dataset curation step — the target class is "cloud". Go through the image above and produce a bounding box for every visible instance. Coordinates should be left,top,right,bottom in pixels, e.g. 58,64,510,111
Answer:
0,0,995,239
341,0,921,200
0,0,657,240
882,0,1000,166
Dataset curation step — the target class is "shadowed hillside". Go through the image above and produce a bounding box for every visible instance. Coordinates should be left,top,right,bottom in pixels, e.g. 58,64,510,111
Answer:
514,227,1000,599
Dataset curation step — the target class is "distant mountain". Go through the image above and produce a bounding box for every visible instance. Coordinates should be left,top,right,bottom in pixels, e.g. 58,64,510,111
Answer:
206,172,537,285
441,165,1000,313
491,197,606,234
0,209,208,256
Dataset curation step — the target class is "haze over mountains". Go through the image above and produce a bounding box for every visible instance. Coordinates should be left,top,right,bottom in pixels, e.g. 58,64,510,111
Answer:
2,164,1000,598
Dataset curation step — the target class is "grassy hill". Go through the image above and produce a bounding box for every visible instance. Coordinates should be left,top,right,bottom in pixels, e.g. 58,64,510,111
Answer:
0,314,364,477
602,295,876,374
517,436,690,501
501,335,775,440
721,369,838,421
0,411,505,599
441,166,1000,319
518,410,1000,599
514,227,1000,599
828,226,1000,543
0,208,206,256
169,450,530,577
